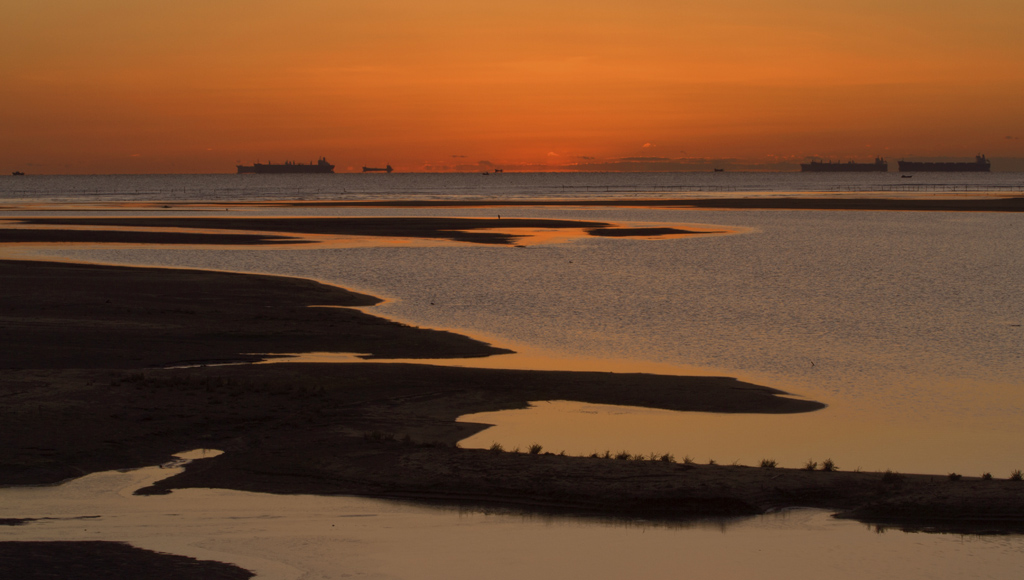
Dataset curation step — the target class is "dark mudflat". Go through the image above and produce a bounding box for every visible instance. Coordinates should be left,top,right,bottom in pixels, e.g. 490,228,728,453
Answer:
6,216,706,245
1,258,1023,537
0,542,253,580
0,259,508,370
312,195,1024,212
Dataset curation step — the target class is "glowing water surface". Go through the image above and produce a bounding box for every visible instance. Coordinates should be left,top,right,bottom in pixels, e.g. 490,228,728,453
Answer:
17,204,1021,475
2,453,1022,580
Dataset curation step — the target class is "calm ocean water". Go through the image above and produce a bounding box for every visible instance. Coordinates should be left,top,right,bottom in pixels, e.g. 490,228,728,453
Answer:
1,170,1022,202
3,172,1024,578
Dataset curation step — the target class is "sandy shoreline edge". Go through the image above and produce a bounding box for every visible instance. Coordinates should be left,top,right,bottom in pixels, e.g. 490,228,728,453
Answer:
2,254,1023,534
3,228,1024,577
3,208,1024,577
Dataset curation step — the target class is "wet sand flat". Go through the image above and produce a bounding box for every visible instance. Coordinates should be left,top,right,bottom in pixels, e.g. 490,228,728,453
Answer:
3,256,1024,536
1,216,710,246
8,194,1023,215
233,195,1024,212
0,541,254,580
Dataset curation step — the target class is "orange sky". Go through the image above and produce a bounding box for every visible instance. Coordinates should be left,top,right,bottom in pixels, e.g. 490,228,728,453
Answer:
3,1,1023,173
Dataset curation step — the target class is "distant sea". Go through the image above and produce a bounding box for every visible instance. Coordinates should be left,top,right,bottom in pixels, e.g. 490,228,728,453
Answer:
1,171,1022,203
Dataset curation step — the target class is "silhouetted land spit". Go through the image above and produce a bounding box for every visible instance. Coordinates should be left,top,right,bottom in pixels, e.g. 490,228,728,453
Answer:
297,196,1024,212
0,541,253,580
0,260,509,370
7,216,707,246
2,259,1024,541
0,227,305,246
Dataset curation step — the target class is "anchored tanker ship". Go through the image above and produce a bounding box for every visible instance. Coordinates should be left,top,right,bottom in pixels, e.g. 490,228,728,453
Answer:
237,157,335,174
801,157,888,172
898,155,990,172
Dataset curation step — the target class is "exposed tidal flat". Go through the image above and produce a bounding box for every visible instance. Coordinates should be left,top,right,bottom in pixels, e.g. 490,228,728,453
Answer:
11,202,1022,474
2,178,1024,578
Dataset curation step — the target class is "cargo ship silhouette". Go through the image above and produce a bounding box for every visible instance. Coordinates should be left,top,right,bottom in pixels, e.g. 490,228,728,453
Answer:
801,157,888,172
362,164,393,173
237,157,335,174
898,155,990,172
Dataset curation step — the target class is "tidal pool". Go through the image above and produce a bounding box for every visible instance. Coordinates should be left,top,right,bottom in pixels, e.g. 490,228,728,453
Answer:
2,453,1023,580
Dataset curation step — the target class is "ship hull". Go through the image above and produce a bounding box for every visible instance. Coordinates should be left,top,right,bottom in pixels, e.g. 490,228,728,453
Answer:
801,158,888,172
801,163,888,172
237,158,335,174
897,161,990,172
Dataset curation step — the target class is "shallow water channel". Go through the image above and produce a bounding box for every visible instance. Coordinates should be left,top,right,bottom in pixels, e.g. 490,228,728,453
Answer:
17,206,1024,476
3,451,1023,580
4,200,1024,577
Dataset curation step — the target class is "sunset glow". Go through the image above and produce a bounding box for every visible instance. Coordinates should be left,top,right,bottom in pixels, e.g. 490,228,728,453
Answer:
3,0,1023,173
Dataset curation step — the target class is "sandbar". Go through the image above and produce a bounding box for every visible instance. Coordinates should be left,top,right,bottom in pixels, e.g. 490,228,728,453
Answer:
2,258,1023,536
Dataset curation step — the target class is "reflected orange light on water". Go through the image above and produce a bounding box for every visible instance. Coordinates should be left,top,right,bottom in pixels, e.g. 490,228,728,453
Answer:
458,400,1024,477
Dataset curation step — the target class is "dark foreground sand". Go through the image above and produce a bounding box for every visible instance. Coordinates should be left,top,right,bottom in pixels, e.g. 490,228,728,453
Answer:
2,216,712,246
0,541,253,580
217,195,1024,212
2,227,1024,574
3,258,1023,526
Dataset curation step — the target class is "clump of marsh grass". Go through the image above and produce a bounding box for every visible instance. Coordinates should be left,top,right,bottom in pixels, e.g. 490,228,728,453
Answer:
707,458,717,466
363,431,396,442
602,450,612,459
1010,469,1023,481
881,470,904,484
982,472,993,480
511,446,521,454
631,453,647,462
659,453,675,463
528,443,543,455
615,451,632,460
804,460,818,471
760,459,777,469
682,455,696,465
820,459,837,472
948,473,962,481
489,442,504,453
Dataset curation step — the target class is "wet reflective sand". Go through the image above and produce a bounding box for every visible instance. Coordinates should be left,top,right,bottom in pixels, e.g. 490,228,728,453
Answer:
2,193,1023,577
3,454,1023,580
